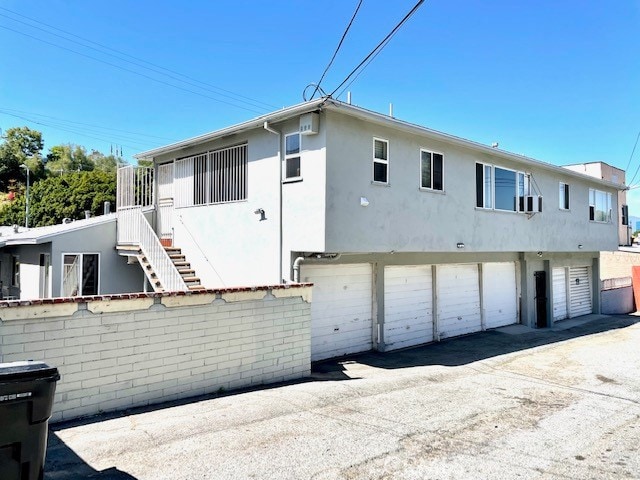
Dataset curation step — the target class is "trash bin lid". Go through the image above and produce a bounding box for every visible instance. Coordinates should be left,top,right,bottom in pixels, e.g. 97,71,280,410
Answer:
0,361,60,383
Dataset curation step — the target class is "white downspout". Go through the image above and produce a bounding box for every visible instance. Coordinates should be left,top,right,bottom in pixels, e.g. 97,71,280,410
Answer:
263,121,283,284
293,256,305,283
293,253,342,283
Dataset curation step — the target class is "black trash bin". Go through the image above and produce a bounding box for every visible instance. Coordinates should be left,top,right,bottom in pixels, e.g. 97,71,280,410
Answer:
0,361,60,480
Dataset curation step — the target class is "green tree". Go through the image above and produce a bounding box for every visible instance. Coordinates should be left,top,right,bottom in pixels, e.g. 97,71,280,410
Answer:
0,127,44,189
88,150,118,173
0,170,116,227
45,144,95,175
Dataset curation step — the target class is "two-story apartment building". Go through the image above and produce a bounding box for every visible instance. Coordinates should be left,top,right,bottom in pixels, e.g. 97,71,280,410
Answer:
122,97,621,361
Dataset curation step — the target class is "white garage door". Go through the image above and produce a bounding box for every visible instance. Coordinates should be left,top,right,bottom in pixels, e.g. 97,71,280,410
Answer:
569,266,592,318
552,267,568,321
301,263,373,362
482,262,518,329
384,265,433,351
437,264,481,339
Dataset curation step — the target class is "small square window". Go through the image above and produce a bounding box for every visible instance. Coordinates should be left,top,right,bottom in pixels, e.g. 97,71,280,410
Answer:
420,150,443,191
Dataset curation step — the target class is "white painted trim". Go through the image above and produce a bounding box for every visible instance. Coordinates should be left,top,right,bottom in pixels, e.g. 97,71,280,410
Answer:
372,137,389,184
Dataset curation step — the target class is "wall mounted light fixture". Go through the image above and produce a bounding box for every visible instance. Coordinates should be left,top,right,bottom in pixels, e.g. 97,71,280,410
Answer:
457,242,465,249
578,244,583,249
254,208,266,221
360,197,369,207
537,251,543,257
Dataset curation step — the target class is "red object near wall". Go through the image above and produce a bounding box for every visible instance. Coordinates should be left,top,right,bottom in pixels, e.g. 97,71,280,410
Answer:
7,191,15,201
632,266,640,312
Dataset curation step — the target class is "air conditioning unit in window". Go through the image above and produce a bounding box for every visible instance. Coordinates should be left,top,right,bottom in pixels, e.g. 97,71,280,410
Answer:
525,195,543,213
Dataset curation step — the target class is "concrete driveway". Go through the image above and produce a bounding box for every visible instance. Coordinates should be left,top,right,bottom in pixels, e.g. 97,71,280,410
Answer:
46,314,640,479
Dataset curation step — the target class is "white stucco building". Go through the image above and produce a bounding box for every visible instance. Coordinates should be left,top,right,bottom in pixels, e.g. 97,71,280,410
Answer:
117,97,621,361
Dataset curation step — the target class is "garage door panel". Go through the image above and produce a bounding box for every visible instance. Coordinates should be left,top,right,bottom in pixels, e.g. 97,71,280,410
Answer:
384,265,433,351
569,266,591,318
303,264,373,361
437,264,481,339
483,262,518,329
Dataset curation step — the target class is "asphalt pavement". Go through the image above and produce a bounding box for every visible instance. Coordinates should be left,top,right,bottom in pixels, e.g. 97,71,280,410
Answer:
46,314,640,479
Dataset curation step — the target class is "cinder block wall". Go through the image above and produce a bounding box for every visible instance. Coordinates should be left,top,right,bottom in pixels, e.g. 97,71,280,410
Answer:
0,286,312,423
600,251,640,280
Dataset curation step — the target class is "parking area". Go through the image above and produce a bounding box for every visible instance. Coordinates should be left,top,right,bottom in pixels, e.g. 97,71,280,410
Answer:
46,314,640,479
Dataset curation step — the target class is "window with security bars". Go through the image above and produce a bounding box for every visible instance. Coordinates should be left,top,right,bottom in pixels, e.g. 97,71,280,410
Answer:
174,144,248,208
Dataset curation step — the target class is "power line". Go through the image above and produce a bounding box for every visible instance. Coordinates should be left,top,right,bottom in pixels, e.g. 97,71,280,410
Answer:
310,0,363,100
0,108,177,142
329,0,425,98
0,111,157,151
624,128,640,186
0,6,276,111
0,23,266,115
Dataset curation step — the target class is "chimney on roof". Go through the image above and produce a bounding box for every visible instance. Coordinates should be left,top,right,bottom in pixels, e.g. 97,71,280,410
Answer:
85,210,91,219
104,201,111,215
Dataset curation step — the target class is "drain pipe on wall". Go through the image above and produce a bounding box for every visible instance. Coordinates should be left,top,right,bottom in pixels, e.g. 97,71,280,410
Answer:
263,121,283,284
293,253,342,283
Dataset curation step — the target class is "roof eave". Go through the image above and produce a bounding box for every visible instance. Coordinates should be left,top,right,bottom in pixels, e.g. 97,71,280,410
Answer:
322,101,625,191
134,98,327,161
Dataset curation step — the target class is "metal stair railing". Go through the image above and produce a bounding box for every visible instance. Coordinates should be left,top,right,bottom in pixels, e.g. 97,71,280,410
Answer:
117,206,188,292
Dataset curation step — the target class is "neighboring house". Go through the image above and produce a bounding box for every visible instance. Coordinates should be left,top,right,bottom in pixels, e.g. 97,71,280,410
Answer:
563,162,630,246
117,97,621,361
0,214,144,300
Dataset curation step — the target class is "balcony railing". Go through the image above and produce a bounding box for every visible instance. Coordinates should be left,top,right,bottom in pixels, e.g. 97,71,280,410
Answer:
117,206,187,292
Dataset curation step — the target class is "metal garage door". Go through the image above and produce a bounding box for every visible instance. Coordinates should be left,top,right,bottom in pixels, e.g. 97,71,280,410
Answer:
482,262,518,329
569,266,592,317
384,265,433,351
552,267,568,321
436,264,481,339
301,263,373,362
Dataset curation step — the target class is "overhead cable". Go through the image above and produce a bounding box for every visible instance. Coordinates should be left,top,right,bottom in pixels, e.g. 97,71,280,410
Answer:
624,128,640,186
310,0,363,100
0,7,276,111
329,0,425,98
0,24,266,114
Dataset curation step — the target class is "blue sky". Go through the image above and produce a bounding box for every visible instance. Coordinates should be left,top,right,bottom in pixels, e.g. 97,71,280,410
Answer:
1,1,639,211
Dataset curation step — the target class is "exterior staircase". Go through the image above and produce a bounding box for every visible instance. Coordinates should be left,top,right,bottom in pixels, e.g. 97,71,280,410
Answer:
163,247,206,291
117,244,204,292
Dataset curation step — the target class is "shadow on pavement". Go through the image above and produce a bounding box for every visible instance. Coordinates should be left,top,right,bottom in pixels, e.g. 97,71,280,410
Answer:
45,315,639,478
45,432,137,479
312,314,640,375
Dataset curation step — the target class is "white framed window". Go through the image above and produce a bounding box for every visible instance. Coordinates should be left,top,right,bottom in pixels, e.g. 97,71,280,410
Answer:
589,188,612,223
420,149,443,191
475,162,493,209
62,253,99,297
559,182,570,210
477,163,530,212
39,253,51,298
284,133,301,180
373,138,389,184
